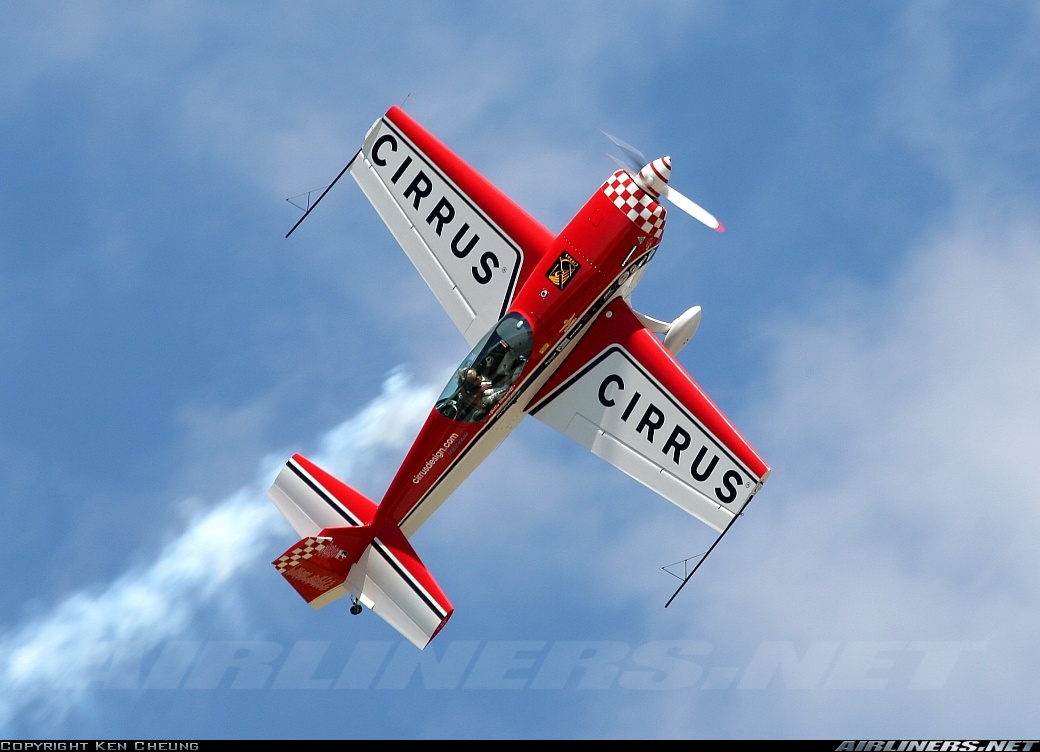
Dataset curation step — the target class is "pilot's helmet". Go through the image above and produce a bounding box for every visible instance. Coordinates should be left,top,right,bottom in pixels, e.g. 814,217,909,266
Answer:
461,367,480,385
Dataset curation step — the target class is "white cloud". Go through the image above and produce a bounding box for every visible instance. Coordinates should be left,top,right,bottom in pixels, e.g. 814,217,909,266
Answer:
582,4,1040,735
0,370,436,732
546,199,1040,738
5,1,1039,738
880,1,1040,193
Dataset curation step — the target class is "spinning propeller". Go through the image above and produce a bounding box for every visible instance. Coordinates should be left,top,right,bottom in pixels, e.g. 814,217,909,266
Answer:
604,132,725,233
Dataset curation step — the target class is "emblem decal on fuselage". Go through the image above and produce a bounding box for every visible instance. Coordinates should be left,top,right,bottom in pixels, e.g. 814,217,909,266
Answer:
547,251,581,290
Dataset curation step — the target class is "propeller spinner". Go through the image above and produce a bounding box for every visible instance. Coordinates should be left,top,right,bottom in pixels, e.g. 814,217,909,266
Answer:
603,132,725,233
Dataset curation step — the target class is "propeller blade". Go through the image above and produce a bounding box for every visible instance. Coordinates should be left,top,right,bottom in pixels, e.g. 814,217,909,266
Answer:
602,131,646,172
601,131,725,232
661,184,725,232
606,152,635,175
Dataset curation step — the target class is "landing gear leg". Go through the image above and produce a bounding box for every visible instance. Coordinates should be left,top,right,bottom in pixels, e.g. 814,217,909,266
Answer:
349,597,363,616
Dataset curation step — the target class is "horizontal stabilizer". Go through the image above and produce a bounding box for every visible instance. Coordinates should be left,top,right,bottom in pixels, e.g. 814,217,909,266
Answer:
268,454,377,537
344,523,453,650
268,454,453,649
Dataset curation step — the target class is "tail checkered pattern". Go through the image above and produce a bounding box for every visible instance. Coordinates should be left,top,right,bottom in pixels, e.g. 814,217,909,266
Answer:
274,536,332,573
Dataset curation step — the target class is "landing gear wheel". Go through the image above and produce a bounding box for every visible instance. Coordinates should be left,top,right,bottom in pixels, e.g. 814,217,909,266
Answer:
349,598,363,616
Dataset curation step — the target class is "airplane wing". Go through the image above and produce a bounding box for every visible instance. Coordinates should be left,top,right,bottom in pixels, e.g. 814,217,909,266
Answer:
349,106,555,345
528,298,770,532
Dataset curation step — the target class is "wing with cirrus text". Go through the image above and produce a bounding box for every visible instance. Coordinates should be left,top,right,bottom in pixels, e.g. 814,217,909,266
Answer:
528,297,770,532
349,106,554,345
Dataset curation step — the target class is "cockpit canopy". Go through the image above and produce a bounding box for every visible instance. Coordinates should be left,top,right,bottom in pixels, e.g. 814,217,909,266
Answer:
436,313,533,423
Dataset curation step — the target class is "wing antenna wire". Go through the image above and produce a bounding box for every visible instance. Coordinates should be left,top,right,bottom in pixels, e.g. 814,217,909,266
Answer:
287,187,329,213
663,515,739,608
662,553,706,581
285,150,360,238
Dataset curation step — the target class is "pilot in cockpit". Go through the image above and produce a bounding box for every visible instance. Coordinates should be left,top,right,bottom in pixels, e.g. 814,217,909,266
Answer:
458,365,508,410
458,366,485,395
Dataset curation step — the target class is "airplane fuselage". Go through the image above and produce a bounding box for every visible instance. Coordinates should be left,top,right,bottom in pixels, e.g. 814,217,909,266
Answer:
269,106,769,649
374,174,667,535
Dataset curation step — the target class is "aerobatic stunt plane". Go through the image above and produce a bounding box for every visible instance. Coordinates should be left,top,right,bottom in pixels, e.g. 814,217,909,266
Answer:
268,105,770,649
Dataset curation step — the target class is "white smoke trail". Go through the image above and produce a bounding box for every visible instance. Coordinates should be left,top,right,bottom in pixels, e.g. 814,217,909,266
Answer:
0,369,438,732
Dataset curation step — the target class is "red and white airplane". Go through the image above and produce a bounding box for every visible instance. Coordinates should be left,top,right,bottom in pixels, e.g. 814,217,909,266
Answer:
268,105,770,649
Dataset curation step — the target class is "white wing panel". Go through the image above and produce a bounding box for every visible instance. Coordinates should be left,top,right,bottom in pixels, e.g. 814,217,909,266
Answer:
349,116,523,345
268,460,364,538
344,537,451,651
533,347,760,532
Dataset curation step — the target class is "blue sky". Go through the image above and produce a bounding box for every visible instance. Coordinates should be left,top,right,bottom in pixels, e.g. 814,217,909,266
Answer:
2,0,1039,740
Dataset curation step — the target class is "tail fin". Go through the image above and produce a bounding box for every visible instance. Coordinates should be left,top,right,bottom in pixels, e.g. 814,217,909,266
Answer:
272,525,371,610
268,453,377,535
268,454,454,649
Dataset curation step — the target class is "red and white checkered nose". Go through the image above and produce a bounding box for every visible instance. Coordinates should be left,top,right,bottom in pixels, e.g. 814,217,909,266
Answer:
634,156,671,197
